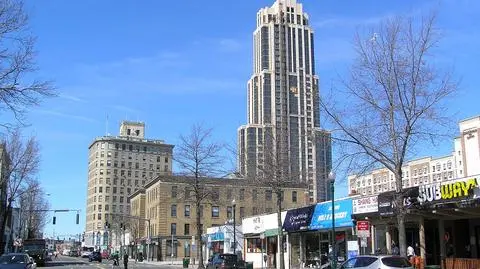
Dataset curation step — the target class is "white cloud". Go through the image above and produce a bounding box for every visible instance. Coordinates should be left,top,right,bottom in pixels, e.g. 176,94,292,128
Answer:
35,109,99,123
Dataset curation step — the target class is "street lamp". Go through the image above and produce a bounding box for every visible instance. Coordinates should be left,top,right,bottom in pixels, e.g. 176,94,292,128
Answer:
328,171,336,269
232,199,236,256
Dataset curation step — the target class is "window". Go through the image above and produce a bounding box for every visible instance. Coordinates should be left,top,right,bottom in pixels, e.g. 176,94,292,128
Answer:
184,224,190,235
227,189,232,200
252,189,257,200
171,223,176,235
292,191,297,202
265,190,272,201
171,186,177,198
171,204,177,217
239,207,245,218
227,206,232,219
239,189,245,200
184,205,190,217
211,206,219,217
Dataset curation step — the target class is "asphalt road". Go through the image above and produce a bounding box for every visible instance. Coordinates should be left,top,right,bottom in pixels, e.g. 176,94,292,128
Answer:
44,255,182,269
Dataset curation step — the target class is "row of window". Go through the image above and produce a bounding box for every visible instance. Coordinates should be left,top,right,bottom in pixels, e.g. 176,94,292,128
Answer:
95,141,166,154
170,186,298,203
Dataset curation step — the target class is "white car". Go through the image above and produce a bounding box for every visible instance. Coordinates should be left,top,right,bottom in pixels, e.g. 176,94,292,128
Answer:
81,251,92,258
339,255,413,269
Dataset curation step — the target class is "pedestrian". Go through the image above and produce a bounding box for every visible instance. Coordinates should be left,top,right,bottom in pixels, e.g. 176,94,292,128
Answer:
392,242,400,256
407,244,415,261
123,253,129,269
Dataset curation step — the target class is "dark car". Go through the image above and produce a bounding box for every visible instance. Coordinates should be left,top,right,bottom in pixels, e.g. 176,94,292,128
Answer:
88,252,102,262
0,253,36,269
207,253,245,269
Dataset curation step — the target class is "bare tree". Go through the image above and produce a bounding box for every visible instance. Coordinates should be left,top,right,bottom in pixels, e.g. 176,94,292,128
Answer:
0,129,41,253
18,179,50,239
0,0,55,128
175,124,225,269
320,13,457,256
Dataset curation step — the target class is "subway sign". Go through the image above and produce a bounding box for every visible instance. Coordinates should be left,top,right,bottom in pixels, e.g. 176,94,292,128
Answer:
418,176,480,204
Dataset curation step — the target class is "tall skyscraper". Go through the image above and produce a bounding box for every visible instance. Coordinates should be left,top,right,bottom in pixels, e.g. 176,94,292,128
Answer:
238,0,331,203
85,121,174,248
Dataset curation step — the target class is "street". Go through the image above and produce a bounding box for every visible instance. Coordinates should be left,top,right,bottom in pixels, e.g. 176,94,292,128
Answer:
44,255,185,269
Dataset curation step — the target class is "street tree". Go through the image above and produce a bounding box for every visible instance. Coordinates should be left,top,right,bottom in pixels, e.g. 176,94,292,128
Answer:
0,0,55,129
18,179,50,239
0,129,41,253
175,124,225,269
320,13,457,256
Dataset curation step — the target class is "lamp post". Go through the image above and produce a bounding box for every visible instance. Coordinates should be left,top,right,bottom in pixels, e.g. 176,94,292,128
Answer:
328,171,336,269
232,199,236,256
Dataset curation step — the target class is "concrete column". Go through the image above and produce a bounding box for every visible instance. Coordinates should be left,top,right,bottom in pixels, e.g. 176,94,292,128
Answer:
438,219,446,264
386,227,392,254
371,224,376,255
419,217,426,261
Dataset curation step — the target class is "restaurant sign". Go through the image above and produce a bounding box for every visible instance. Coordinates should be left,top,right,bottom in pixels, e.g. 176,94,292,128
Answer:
418,176,480,205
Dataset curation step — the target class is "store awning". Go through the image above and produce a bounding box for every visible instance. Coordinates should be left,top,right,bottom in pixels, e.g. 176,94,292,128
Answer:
264,228,280,237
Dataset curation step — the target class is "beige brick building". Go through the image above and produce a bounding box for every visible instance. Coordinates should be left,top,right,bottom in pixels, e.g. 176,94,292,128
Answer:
128,175,308,261
85,121,174,248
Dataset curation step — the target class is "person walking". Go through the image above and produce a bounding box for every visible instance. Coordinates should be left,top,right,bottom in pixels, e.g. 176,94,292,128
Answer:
123,253,129,269
392,242,400,256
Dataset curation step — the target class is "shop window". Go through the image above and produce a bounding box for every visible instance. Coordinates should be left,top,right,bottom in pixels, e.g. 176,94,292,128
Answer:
246,238,264,253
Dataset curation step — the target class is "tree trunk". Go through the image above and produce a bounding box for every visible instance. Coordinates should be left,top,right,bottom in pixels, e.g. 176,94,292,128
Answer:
397,213,407,257
277,194,284,269
196,200,204,269
0,201,13,255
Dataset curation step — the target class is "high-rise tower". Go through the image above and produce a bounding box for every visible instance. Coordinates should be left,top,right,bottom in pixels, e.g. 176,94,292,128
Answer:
238,0,331,203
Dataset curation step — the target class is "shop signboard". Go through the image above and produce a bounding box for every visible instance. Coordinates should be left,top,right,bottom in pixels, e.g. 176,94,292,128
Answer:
378,187,419,216
282,205,316,232
352,195,378,214
242,215,264,234
309,198,353,230
417,175,480,206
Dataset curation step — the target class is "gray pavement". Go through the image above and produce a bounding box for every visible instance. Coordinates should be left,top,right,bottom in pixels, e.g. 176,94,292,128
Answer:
44,255,190,268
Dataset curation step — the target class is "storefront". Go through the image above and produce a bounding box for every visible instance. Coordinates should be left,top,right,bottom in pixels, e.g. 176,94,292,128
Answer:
243,212,286,269
309,198,355,265
205,225,243,260
283,205,316,268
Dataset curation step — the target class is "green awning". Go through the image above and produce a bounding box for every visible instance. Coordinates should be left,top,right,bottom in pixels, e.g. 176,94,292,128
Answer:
264,228,280,237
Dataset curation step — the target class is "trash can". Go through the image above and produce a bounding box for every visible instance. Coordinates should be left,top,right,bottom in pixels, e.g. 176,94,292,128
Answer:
183,258,190,268
246,261,253,269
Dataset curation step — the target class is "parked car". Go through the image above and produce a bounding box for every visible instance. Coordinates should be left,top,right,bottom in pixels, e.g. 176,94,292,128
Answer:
339,255,413,269
81,251,92,258
207,253,245,269
88,251,102,262
0,253,36,269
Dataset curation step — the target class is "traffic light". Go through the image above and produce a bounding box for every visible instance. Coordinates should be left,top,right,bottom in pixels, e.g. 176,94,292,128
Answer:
53,216,56,225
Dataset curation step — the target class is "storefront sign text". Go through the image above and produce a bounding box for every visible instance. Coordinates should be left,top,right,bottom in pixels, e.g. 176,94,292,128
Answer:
418,177,478,204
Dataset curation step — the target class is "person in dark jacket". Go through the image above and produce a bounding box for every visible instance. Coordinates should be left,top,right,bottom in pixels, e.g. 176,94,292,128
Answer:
123,253,129,269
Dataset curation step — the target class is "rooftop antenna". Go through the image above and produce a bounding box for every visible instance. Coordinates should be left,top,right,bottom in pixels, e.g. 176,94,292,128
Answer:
105,113,109,136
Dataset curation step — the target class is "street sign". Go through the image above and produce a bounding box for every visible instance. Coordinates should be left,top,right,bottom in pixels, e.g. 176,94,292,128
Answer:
360,237,368,247
357,221,370,238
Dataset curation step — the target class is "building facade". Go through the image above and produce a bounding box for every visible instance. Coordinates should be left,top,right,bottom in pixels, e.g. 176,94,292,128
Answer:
237,0,331,203
348,116,480,196
85,121,174,248
128,175,308,261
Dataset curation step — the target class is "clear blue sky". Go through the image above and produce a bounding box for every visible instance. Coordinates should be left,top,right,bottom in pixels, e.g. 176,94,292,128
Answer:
19,0,479,238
